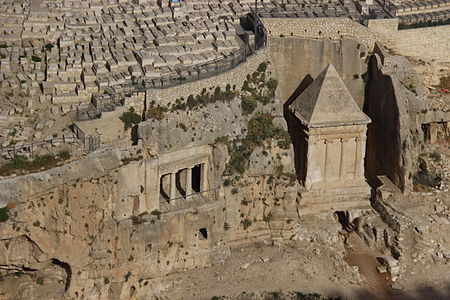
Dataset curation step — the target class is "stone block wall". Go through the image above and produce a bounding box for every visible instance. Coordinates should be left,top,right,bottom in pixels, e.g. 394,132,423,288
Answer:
261,18,385,48
146,50,270,107
391,25,450,62
366,19,399,34
262,18,449,63
124,91,145,115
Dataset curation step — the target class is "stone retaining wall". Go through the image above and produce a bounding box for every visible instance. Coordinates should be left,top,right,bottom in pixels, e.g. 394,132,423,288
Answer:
261,18,385,48
366,19,399,35
262,18,449,62
392,24,450,62
146,50,270,107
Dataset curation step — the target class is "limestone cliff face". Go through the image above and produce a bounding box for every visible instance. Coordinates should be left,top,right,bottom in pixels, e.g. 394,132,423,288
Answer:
364,46,426,192
0,81,298,299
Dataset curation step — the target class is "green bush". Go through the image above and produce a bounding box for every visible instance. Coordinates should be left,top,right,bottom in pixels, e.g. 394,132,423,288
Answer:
58,149,71,159
186,94,198,109
257,62,267,73
241,97,257,115
120,108,142,129
0,207,9,223
44,43,54,51
267,78,278,90
223,222,230,231
31,55,42,62
241,218,252,229
147,104,168,120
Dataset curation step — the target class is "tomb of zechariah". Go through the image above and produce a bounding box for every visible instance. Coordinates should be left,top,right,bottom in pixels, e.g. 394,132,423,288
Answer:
288,65,372,216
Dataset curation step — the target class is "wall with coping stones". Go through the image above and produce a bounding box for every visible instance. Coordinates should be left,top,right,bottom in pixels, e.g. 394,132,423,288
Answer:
390,25,450,62
146,50,270,107
366,19,399,35
262,17,449,62
261,18,385,48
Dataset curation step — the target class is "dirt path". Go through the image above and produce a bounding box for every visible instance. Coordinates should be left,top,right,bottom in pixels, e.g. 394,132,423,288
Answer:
344,232,392,299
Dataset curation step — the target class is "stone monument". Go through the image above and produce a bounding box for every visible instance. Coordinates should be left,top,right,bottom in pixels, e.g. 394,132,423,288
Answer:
289,64,372,215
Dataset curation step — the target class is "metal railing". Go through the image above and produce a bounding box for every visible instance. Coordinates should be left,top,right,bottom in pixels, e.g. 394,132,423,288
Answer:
159,188,218,212
74,14,268,122
0,130,101,159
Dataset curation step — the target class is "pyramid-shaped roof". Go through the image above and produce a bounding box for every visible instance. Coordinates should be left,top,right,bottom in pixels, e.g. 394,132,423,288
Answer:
289,64,371,128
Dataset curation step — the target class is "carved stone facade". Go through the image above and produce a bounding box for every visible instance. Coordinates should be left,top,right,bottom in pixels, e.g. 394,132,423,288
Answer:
289,64,372,215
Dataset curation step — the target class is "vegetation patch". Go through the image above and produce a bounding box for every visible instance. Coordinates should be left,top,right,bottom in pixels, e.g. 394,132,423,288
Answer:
240,63,278,115
131,214,145,225
241,218,252,229
172,86,237,112
44,43,54,51
147,102,168,120
223,113,291,175
0,150,71,176
120,108,142,129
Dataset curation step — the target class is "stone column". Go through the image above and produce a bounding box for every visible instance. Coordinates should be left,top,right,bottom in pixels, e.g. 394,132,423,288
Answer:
354,136,366,179
170,172,176,200
325,138,340,181
186,167,192,197
429,123,438,144
201,163,208,192
305,138,317,190
341,138,356,180
339,138,345,179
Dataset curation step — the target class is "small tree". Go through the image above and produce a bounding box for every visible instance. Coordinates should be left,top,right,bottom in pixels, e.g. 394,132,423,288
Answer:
120,108,142,130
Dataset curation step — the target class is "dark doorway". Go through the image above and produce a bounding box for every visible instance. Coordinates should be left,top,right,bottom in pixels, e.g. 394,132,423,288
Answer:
334,211,349,229
131,125,139,145
199,228,208,239
192,164,202,192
